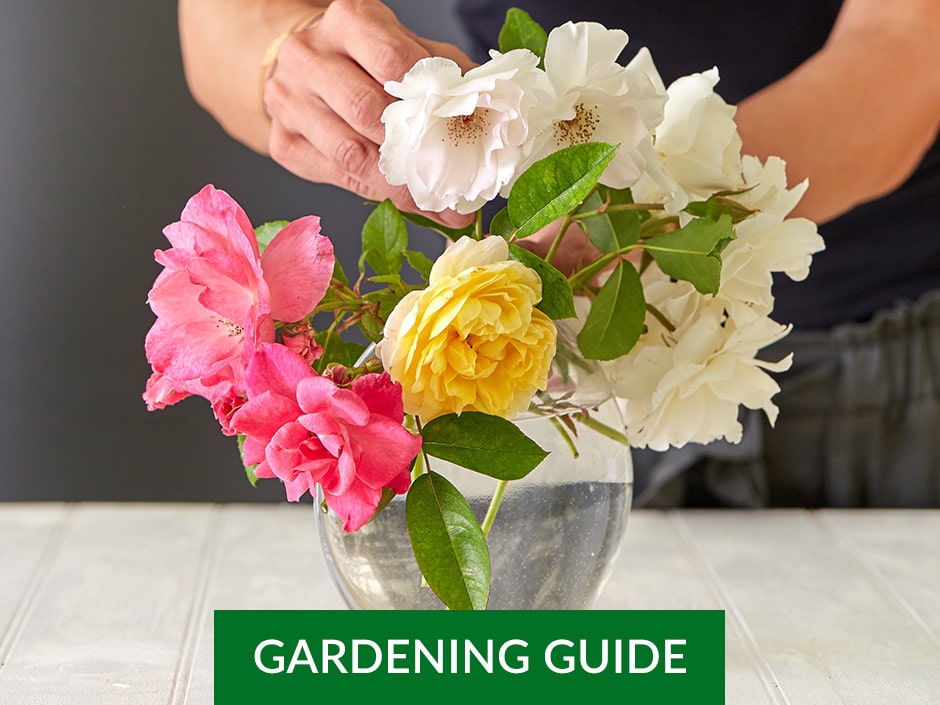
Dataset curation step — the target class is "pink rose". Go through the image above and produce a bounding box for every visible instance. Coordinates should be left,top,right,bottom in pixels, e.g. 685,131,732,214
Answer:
232,344,421,532
143,185,334,421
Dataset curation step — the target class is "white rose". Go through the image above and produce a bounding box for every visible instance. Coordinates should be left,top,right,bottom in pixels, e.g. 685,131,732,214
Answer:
610,292,793,450
634,68,743,212
716,156,826,316
379,50,550,214
520,22,667,189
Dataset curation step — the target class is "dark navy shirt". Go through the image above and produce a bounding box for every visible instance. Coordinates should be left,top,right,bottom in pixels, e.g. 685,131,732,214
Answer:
456,0,940,330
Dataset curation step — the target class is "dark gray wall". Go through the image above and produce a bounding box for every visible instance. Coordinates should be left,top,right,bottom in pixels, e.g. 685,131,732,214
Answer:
0,1,469,501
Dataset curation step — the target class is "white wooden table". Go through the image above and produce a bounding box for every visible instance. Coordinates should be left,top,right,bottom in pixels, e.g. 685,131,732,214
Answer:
0,504,937,704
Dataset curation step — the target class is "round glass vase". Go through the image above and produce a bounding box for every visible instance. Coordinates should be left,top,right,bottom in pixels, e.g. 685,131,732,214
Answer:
316,354,633,610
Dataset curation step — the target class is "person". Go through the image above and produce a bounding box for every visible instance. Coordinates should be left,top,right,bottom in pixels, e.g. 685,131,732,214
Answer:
177,0,940,507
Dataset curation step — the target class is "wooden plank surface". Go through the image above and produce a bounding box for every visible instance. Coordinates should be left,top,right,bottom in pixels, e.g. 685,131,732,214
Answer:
0,504,937,704
183,504,339,705
0,504,215,705
678,510,940,705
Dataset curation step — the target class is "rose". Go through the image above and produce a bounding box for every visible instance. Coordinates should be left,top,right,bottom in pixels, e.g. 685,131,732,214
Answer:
142,185,334,430
633,68,743,212
607,278,792,450
377,236,556,420
379,49,550,214
716,157,826,318
231,344,421,532
522,22,667,188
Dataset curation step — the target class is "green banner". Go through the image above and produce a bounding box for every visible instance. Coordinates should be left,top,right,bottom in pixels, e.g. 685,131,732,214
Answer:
215,610,724,703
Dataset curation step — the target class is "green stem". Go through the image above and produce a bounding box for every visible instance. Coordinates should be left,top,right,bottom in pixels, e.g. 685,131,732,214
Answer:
639,214,680,236
645,302,676,333
413,417,431,480
480,480,508,538
571,202,666,220
567,244,636,289
573,412,630,446
544,212,573,267
550,416,580,459
473,209,484,240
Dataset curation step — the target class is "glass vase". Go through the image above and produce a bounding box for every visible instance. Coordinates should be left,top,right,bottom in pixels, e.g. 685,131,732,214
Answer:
316,333,633,610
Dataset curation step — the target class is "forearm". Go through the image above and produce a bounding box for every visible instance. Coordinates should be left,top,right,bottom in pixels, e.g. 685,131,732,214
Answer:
734,0,940,224
178,0,330,154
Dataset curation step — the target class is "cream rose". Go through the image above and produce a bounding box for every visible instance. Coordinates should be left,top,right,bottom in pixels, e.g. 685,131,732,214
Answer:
633,68,743,212
377,237,556,420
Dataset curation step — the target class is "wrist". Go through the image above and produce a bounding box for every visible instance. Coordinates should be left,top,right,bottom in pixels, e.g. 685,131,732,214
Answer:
258,7,327,125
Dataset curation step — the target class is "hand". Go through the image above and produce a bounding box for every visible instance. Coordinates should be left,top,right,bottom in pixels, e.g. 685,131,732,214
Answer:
262,0,475,227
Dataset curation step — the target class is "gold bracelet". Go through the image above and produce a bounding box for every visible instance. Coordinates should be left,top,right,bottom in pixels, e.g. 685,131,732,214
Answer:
259,7,326,125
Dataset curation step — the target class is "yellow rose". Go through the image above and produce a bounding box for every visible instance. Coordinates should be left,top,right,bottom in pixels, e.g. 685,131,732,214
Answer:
377,236,556,420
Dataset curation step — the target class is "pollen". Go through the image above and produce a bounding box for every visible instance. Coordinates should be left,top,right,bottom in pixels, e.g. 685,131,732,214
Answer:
215,318,244,338
554,102,600,147
446,108,491,146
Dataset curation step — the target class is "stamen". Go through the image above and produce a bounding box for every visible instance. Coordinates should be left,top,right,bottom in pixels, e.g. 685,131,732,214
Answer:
554,102,600,147
215,318,244,338
446,108,490,146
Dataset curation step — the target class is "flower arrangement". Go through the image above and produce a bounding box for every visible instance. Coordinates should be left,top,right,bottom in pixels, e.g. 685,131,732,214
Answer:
144,9,824,609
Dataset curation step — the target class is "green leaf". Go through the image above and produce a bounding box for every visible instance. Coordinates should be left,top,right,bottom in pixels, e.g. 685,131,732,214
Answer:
421,412,549,480
237,435,258,487
508,142,618,238
404,249,434,281
358,288,403,343
254,220,289,256
488,206,514,239
406,471,490,611
367,273,406,289
399,210,475,242
646,214,734,295
684,191,756,223
508,244,576,320
498,8,547,64
362,199,408,275
357,313,385,344
313,330,367,373
577,260,646,361
577,188,640,254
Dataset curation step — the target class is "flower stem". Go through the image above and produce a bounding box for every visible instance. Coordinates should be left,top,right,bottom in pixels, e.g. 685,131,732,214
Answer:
550,415,580,458
480,479,508,538
571,202,666,220
639,214,681,236
567,245,637,289
413,417,431,480
645,302,676,333
474,210,484,240
544,212,573,266
573,412,630,446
